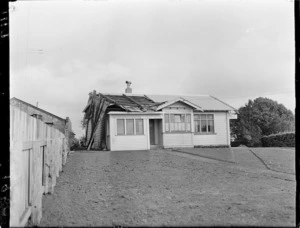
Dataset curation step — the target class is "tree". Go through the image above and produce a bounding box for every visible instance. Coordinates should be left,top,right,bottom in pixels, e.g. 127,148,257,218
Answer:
231,97,295,147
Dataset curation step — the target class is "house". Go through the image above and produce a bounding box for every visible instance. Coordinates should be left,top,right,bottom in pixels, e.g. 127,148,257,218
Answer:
83,82,237,151
10,97,75,143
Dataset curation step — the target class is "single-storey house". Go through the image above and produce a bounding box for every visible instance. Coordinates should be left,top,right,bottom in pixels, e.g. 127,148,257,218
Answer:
83,82,237,151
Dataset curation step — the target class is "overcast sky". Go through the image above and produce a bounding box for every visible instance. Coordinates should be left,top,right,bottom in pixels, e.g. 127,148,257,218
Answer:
9,0,295,137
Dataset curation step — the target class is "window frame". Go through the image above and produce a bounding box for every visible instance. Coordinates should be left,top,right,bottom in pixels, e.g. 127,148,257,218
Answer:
164,113,192,133
194,114,215,134
116,118,144,136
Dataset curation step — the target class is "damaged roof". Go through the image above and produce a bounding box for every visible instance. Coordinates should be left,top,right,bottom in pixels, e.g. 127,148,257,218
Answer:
83,92,237,117
83,92,163,116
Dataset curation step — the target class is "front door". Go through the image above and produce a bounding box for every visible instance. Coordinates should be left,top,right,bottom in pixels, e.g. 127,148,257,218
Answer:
149,119,155,145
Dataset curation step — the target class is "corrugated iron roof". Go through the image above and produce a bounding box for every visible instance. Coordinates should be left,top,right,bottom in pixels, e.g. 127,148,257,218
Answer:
147,94,237,111
87,93,236,112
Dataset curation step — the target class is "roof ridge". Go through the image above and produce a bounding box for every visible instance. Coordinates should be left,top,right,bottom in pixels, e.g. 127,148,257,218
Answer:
10,97,66,121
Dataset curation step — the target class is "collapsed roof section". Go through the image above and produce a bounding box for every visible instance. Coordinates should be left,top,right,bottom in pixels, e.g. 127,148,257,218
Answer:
83,91,163,118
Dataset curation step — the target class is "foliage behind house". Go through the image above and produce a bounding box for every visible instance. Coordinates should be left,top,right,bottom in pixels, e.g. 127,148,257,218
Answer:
231,97,295,147
261,132,295,147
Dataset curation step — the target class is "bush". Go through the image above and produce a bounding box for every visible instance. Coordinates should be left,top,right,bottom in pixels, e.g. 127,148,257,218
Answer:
261,132,295,147
70,138,80,150
231,140,242,147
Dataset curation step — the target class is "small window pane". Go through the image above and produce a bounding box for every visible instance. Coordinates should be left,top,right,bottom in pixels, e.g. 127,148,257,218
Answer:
174,114,181,123
165,123,169,132
164,114,169,123
207,114,213,120
201,120,207,132
117,119,125,135
170,123,175,131
170,114,175,123
208,120,214,133
194,114,200,120
126,119,134,135
180,114,185,122
136,119,144,135
181,123,185,131
200,114,206,120
186,123,191,131
194,120,200,132
186,114,191,122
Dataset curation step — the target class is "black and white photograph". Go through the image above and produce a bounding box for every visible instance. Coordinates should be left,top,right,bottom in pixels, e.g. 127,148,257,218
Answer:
6,0,296,226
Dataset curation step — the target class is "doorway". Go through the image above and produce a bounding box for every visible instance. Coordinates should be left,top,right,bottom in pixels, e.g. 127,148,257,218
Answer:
149,119,163,148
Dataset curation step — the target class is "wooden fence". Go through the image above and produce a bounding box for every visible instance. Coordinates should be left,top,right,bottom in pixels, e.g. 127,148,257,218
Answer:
10,106,70,226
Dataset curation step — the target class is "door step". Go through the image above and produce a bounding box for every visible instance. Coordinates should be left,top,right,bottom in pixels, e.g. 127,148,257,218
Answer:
150,145,163,150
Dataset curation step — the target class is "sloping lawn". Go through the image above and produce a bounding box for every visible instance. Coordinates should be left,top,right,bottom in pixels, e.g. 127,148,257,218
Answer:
250,148,295,174
39,149,295,227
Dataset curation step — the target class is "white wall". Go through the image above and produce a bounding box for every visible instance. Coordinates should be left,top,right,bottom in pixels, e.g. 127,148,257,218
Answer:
162,102,194,147
108,110,231,150
109,113,163,151
193,112,230,146
163,133,194,148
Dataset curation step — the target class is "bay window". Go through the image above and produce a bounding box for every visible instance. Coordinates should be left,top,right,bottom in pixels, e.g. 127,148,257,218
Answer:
164,113,191,132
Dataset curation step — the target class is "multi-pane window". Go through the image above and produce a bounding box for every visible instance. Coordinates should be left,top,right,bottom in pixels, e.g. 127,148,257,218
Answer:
194,114,214,134
126,119,134,135
165,113,191,132
135,119,144,135
117,119,125,135
117,118,144,135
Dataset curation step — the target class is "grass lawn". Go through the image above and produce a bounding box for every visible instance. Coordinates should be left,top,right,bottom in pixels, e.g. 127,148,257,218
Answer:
39,148,295,227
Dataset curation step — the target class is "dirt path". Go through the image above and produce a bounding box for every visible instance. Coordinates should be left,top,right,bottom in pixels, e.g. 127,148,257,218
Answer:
38,150,295,227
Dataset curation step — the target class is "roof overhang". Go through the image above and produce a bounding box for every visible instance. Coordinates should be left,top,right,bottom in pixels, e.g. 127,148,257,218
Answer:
108,111,163,115
156,97,204,111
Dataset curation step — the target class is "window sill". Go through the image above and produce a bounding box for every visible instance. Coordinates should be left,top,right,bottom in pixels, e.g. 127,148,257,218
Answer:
194,133,216,135
164,131,192,134
116,134,145,136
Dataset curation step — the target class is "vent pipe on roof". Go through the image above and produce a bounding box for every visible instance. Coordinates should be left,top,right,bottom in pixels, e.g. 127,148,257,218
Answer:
125,81,132,93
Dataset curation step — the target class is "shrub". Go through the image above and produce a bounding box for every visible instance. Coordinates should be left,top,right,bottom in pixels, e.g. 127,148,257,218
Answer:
261,132,295,147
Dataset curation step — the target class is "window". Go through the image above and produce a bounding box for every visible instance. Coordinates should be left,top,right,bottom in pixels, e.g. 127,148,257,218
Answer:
165,113,191,132
194,114,214,134
136,119,144,135
117,119,125,135
117,118,144,135
126,119,134,135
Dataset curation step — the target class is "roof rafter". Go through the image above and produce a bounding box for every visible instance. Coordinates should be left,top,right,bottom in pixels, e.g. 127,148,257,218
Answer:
122,94,146,111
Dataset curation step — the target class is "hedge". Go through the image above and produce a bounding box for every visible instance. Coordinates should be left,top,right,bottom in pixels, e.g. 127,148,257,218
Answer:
261,132,295,147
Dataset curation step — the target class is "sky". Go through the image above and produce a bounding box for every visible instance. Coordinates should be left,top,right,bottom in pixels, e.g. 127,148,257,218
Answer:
9,0,295,137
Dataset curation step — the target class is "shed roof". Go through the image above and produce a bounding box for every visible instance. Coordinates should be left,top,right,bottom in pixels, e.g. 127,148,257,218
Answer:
10,97,66,121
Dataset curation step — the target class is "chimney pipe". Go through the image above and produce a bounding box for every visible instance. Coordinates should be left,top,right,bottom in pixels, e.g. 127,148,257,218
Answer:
125,81,132,93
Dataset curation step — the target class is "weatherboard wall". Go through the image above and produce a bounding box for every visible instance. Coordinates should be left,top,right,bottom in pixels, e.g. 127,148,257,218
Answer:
161,104,194,148
192,112,229,146
109,113,163,151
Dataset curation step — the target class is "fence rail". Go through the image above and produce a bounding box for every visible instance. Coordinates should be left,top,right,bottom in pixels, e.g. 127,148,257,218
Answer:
10,106,70,226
